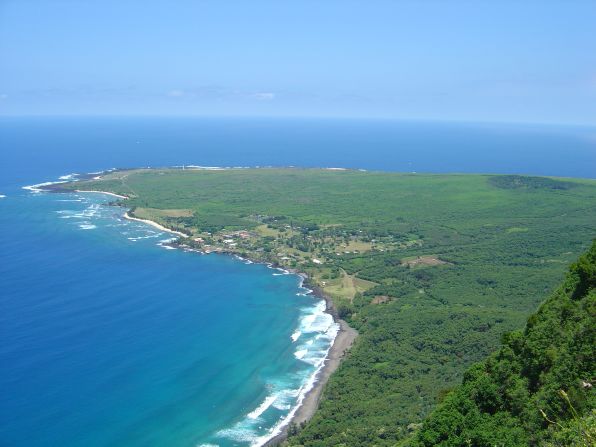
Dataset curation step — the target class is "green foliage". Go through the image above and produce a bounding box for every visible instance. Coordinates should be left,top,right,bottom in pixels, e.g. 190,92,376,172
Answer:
64,168,596,446
489,175,577,190
190,212,255,233
411,242,596,447
544,407,595,447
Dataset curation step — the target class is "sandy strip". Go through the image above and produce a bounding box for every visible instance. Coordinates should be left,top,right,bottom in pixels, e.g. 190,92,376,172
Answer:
75,190,129,199
72,189,189,238
123,212,189,238
264,319,358,446
292,320,357,425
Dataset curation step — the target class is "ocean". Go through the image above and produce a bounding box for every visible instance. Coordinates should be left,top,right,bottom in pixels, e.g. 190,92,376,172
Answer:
1,117,595,447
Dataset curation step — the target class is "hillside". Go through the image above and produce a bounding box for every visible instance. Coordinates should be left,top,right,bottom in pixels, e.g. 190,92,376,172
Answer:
54,168,596,445
410,241,595,446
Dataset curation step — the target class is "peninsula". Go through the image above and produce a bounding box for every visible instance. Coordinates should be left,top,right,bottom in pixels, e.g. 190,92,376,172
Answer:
49,167,596,446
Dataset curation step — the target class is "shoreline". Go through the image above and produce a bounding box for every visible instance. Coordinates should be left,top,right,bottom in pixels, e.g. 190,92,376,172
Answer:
123,212,190,238
39,183,358,445
126,211,358,445
263,319,357,446
72,189,190,239
62,187,189,239
129,212,358,445
74,189,129,199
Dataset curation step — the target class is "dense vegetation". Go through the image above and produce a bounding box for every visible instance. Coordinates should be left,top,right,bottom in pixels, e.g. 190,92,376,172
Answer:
411,241,595,447
488,174,578,191
58,168,596,445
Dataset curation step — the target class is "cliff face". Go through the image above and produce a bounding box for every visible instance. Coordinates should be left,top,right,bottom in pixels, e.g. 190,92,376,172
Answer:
412,241,596,447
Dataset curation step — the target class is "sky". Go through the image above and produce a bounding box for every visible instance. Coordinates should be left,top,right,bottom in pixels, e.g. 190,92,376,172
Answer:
1,0,595,125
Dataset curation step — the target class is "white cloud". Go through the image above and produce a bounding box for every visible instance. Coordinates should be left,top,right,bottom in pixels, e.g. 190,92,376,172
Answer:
250,92,275,101
164,88,275,102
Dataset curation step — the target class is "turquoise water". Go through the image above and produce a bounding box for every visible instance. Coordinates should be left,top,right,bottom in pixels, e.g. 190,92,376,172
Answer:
0,188,337,447
1,117,595,447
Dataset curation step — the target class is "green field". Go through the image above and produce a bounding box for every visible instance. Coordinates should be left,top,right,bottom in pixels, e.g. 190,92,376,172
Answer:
60,168,596,446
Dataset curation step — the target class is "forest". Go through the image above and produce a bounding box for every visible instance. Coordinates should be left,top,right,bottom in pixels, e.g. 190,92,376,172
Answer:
410,241,595,446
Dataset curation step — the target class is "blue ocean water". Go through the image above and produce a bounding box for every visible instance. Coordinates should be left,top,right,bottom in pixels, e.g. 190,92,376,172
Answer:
1,117,595,447
1,188,337,447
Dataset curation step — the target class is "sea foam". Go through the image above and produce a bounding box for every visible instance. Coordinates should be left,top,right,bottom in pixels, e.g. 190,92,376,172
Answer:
294,349,308,360
22,180,67,193
247,395,278,420
213,294,339,447
58,173,79,180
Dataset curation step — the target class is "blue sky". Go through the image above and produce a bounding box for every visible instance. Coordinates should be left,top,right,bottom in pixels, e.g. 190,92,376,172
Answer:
1,0,595,124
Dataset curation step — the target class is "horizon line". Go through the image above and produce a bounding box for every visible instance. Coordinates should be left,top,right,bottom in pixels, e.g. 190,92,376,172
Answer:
0,113,594,128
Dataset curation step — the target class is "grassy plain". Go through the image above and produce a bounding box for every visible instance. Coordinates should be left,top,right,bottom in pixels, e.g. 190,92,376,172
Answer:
60,168,596,445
